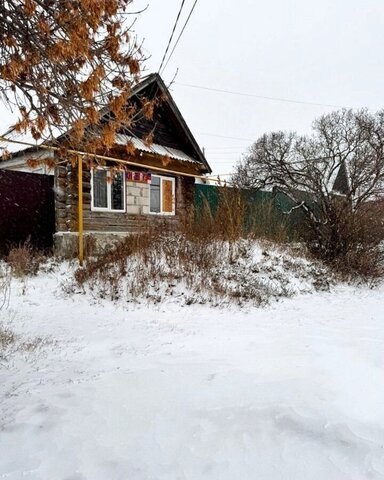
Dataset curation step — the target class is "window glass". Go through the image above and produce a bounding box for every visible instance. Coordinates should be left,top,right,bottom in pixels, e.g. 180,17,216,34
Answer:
93,169,108,208
150,176,161,213
111,172,124,210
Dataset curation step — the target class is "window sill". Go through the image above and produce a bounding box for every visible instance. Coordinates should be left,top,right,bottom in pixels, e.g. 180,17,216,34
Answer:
91,207,126,213
148,211,176,216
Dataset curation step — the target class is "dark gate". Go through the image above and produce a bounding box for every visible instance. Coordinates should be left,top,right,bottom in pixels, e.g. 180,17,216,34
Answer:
0,170,55,253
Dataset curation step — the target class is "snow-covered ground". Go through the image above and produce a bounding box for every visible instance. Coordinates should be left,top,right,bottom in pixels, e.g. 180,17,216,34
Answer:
1,266,384,480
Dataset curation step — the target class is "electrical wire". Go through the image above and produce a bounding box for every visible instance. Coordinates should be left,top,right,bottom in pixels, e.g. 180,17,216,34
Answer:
174,81,349,109
161,0,198,74
196,132,254,141
158,0,187,73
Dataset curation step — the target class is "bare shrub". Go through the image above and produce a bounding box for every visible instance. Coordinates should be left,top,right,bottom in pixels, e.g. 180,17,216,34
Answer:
188,185,247,242
233,109,384,279
304,199,384,279
6,242,43,277
215,186,247,242
0,263,11,310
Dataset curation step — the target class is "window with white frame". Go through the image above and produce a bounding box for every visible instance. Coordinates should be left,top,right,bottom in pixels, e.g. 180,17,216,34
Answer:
150,175,175,215
91,168,126,212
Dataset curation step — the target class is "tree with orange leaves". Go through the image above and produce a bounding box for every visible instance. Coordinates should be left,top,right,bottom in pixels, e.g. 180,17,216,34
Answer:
0,0,145,154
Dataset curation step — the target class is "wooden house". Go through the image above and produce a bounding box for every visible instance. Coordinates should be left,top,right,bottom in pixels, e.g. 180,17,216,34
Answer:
0,74,212,256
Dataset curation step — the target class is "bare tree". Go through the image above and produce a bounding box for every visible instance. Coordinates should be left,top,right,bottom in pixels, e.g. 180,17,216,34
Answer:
0,0,147,155
233,109,384,271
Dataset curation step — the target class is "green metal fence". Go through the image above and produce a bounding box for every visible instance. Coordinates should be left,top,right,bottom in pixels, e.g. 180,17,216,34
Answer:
194,184,310,240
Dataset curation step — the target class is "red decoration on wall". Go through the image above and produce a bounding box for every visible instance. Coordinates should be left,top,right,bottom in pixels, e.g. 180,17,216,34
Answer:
126,171,151,183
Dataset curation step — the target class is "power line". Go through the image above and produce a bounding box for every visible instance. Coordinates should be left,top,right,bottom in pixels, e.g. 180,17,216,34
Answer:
158,0,187,73
196,132,254,141
161,0,198,74
207,155,244,158
207,150,244,154
175,81,349,109
206,148,246,152
205,148,249,152
206,145,248,148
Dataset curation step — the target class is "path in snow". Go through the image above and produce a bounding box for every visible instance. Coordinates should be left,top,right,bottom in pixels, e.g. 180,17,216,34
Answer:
1,272,384,480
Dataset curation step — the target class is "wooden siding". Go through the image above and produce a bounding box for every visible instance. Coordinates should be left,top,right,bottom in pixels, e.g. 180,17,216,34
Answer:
119,88,195,158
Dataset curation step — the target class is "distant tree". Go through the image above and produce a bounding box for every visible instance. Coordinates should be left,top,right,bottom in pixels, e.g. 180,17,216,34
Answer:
233,109,384,272
0,0,146,154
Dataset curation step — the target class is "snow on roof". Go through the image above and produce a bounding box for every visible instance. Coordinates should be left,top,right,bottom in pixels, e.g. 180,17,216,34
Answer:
115,134,199,164
1,130,199,166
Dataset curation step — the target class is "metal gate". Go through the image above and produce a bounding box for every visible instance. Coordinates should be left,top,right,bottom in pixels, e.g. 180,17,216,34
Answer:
0,170,55,253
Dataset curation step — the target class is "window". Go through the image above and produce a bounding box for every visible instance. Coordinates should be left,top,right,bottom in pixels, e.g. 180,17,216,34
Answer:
150,175,175,215
91,168,125,212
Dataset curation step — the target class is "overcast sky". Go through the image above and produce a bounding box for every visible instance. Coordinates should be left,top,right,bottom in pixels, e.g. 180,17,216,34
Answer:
133,0,384,175
2,0,384,175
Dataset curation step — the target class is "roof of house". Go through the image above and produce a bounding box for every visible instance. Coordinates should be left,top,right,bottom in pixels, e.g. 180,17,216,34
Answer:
1,73,212,174
332,160,349,195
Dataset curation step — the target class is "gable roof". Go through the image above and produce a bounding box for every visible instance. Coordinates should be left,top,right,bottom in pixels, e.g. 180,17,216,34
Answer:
2,73,212,174
118,73,212,173
332,160,349,195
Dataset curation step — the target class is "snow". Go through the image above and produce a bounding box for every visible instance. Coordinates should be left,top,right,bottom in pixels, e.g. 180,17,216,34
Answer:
1,264,384,480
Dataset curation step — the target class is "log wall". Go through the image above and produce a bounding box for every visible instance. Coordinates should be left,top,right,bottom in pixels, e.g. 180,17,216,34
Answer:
55,161,195,235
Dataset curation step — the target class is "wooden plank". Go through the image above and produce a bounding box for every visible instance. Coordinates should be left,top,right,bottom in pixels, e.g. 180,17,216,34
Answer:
162,179,173,213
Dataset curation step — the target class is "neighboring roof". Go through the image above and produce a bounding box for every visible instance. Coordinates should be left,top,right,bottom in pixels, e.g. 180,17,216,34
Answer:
1,73,212,174
332,160,349,195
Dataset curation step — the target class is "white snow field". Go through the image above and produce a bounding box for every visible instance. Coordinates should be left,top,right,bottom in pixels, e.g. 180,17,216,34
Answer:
1,268,384,480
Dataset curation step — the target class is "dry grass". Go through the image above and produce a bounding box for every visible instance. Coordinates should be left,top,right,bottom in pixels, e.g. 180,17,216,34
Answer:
72,227,333,307
184,186,246,243
73,182,384,305
304,200,384,281
0,312,50,365
6,241,44,278
0,324,16,351
246,201,291,243
190,186,291,245
70,186,336,305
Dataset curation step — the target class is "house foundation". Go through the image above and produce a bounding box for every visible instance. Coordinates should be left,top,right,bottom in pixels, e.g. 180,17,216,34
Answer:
54,231,132,258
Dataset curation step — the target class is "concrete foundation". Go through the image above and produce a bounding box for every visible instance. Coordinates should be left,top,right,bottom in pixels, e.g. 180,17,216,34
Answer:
54,231,132,258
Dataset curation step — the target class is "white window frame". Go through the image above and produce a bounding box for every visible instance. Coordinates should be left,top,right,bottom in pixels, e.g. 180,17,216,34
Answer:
149,174,176,216
91,167,126,213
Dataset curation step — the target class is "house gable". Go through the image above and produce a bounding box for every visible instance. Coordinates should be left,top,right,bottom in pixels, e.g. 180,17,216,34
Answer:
1,73,212,175
114,73,211,173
